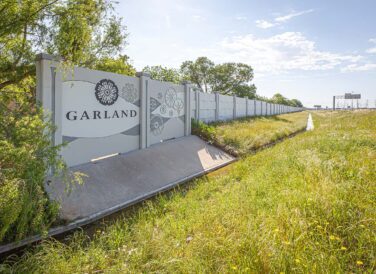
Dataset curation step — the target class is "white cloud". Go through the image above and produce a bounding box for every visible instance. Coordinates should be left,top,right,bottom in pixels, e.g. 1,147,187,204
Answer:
256,9,314,29
366,47,376,54
255,20,276,29
214,32,361,74
365,39,376,54
341,63,376,72
274,9,314,22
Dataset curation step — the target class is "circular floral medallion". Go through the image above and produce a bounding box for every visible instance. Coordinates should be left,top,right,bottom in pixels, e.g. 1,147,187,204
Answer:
150,115,164,135
95,79,119,106
165,87,177,107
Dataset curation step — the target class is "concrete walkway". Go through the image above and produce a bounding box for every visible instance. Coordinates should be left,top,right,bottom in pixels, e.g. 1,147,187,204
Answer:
306,113,314,131
47,135,235,221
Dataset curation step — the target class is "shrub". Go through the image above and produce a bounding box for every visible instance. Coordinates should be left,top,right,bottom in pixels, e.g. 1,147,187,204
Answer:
0,78,65,243
191,119,217,143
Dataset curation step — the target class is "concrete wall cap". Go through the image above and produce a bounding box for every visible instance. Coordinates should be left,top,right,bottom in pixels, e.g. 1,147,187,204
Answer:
35,53,62,61
136,71,151,78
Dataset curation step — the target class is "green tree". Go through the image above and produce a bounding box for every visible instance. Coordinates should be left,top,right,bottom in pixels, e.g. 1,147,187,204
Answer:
0,0,129,243
180,57,256,97
289,99,303,107
180,57,214,92
95,55,136,76
211,62,256,98
271,93,289,105
143,65,180,83
270,93,304,107
0,0,129,91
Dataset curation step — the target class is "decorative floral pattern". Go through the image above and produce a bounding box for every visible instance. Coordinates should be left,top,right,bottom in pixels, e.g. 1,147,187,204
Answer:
149,86,185,136
160,104,167,114
165,87,177,107
120,83,138,103
95,79,119,105
173,98,184,114
150,115,164,135
150,97,161,112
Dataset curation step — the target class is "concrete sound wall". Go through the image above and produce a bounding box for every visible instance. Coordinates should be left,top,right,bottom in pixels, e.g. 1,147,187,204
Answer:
192,90,303,123
218,94,234,121
36,54,191,167
198,92,216,123
36,53,302,167
236,97,247,118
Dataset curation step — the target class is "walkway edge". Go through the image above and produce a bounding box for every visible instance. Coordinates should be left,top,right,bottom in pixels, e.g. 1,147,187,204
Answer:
0,157,237,255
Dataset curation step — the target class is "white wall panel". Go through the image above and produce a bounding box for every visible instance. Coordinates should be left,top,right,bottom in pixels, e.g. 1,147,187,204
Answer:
218,94,234,120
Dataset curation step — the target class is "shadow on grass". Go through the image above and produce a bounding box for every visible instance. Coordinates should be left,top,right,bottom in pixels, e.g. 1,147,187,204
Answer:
268,116,292,123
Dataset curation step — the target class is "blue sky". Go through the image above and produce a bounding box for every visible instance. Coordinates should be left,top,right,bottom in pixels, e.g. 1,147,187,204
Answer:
117,0,376,107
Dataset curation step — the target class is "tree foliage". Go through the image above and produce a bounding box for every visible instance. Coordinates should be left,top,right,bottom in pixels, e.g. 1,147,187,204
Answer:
0,0,133,91
0,0,130,243
289,99,303,107
270,93,304,107
180,57,256,98
0,78,64,242
180,57,214,92
144,57,258,99
143,65,180,84
211,62,256,98
95,55,136,76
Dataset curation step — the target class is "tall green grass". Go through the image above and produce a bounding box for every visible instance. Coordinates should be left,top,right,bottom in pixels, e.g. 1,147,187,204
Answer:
192,112,308,156
2,111,375,273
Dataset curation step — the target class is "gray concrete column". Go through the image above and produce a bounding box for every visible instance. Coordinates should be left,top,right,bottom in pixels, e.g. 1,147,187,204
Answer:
136,71,151,149
195,90,200,120
233,95,237,119
254,100,256,116
182,81,192,136
35,53,63,149
215,92,219,121
245,97,248,116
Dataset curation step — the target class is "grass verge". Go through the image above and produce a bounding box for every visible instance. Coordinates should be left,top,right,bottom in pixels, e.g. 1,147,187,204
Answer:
192,112,308,156
1,111,375,273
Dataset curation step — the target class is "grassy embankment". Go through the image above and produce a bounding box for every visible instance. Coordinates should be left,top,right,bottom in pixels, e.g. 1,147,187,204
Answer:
192,112,308,156
2,111,376,273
